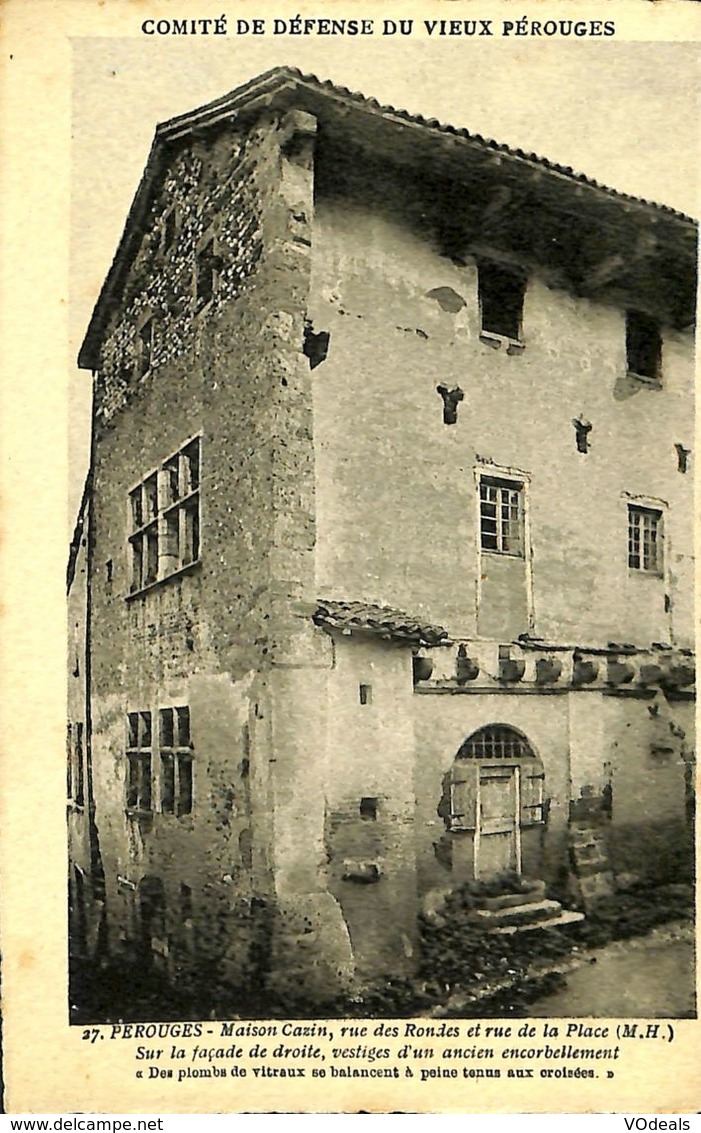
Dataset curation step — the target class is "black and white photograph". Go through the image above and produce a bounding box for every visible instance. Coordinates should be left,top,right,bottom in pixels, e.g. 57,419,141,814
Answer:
67,33,697,1028
3,0,700,1114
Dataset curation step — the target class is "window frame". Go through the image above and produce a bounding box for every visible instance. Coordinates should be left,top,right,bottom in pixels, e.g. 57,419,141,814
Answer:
125,705,194,819
477,259,527,346
126,711,153,815
159,706,194,817
127,434,202,597
627,503,664,576
194,232,221,311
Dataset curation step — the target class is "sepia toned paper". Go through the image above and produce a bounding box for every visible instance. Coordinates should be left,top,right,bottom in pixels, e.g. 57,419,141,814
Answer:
1,0,699,1114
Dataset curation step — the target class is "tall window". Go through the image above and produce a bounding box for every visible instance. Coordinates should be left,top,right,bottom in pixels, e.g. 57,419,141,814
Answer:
127,712,152,813
160,707,194,816
478,261,526,341
129,436,200,593
628,505,662,573
479,477,524,556
626,311,661,382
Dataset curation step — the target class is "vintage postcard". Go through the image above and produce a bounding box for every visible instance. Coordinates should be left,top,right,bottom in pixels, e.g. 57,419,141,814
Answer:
1,0,699,1114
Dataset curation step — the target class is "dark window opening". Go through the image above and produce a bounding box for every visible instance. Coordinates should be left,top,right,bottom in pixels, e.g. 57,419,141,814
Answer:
359,684,372,706
180,883,193,922
479,261,526,341
162,207,178,252
67,724,73,799
137,318,154,378
74,722,85,807
196,239,217,307
626,311,661,381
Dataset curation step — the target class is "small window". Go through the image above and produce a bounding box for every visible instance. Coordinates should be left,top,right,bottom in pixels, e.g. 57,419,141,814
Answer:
126,711,152,813
160,706,193,816
478,261,526,341
161,206,178,253
195,238,218,307
458,724,534,761
479,477,524,556
359,684,372,706
628,505,662,574
626,311,661,381
180,883,193,922
359,797,378,821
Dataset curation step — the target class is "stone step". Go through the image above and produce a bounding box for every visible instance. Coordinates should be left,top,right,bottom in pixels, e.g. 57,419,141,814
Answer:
488,910,585,935
470,898,563,927
478,881,547,911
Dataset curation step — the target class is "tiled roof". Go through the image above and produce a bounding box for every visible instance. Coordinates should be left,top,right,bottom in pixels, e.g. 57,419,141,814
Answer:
313,599,449,647
79,65,697,370
159,66,696,224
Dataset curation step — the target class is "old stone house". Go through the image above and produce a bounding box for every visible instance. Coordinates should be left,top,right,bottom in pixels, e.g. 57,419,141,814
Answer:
72,67,696,1003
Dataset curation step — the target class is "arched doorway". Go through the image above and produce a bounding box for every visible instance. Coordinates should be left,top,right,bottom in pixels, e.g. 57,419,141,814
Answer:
449,725,544,879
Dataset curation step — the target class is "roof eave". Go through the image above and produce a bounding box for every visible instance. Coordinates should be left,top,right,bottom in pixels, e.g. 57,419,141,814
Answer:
78,67,698,371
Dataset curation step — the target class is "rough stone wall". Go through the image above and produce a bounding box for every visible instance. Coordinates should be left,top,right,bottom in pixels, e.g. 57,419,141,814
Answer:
308,186,695,650
96,130,263,430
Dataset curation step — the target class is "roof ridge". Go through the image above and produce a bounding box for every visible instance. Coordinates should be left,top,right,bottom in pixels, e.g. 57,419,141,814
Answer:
159,65,697,224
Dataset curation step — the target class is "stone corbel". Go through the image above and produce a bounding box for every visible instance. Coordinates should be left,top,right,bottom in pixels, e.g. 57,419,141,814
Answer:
278,109,318,162
535,656,563,684
456,644,479,684
572,652,598,686
606,657,635,686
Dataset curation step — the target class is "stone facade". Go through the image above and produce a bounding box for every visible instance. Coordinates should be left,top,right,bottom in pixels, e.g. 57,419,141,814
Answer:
73,67,696,1008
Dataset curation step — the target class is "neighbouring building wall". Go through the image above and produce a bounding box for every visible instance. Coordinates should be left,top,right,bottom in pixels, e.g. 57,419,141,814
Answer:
603,694,694,882
67,495,99,957
308,189,694,649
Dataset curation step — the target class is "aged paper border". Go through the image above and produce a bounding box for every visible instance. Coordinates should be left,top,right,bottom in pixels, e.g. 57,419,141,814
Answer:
1,0,699,1114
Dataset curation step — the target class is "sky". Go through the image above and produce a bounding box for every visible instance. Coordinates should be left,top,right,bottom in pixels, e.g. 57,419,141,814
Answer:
69,35,700,522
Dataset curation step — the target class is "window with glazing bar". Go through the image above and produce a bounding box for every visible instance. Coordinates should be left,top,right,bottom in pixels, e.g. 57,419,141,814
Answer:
628,505,662,573
479,477,524,556
126,711,152,813
128,436,200,593
159,707,194,816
